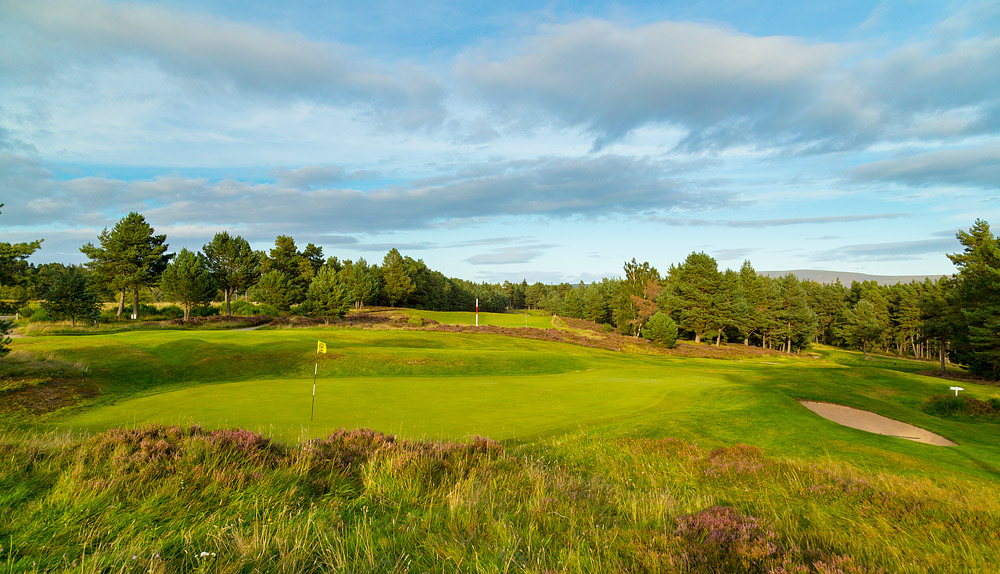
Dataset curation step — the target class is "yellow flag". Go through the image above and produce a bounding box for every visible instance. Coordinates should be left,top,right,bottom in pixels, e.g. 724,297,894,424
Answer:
317,341,327,354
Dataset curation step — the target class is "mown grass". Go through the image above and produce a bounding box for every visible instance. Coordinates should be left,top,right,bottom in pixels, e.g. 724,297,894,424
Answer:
405,310,555,329
3,326,1000,572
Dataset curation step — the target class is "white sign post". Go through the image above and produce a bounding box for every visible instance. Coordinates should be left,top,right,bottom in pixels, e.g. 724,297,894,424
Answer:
950,386,964,397
475,298,479,327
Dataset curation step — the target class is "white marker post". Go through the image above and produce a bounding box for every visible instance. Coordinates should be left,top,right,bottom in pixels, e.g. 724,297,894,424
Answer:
951,386,964,397
475,298,479,327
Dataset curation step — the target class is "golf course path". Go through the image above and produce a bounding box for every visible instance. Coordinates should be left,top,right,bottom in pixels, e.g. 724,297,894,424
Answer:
800,401,957,446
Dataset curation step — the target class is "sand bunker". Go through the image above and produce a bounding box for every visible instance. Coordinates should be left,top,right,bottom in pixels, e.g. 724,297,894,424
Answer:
800,401,956,446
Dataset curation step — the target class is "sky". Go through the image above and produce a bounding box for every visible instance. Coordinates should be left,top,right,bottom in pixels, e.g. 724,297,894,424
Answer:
1,0,998,284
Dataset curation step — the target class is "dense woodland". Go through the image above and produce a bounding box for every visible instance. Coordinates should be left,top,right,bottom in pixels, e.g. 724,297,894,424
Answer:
2,210,999,379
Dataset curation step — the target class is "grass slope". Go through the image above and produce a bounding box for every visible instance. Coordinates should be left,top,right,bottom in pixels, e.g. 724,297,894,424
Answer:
2,326,1000,572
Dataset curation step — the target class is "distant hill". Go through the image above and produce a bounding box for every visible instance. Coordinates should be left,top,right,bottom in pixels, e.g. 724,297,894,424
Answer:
759,270,949,286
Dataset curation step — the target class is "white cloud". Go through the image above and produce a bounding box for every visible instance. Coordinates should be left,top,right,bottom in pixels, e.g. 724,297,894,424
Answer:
1,0,445,127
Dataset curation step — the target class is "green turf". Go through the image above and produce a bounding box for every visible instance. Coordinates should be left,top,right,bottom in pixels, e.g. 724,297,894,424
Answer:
7,327,1000,481
6,326,1000,572
406,309,556,328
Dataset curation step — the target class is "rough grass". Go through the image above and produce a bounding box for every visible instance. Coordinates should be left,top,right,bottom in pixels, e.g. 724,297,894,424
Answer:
1,425,997,573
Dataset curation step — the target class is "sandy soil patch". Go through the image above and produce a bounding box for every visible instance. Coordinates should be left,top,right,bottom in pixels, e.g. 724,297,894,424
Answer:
800,401,957,446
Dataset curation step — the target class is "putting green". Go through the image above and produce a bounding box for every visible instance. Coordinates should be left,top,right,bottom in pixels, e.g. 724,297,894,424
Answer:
407,310,555,328
60,365,719,440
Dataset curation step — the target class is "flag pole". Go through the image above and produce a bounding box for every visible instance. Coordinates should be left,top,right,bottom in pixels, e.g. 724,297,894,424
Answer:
311,341,327,422
310,360,317,421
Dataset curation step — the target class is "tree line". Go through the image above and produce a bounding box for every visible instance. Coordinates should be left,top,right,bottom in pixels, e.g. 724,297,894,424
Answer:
3,212,998,379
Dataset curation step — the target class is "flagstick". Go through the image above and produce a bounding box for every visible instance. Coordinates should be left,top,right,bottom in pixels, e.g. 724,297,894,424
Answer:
310,359,318,421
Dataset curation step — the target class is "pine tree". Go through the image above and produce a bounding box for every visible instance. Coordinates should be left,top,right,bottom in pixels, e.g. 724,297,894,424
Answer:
381,248,415,307
42,267,100,327
919,277,959,373
642,311,678,347
251,270,294,311
0,204,42,356
202,232,260,315
561,288,583,319
841,299,885,359
160,249,216,321
80,212,171,319
304,265,351,324
948,219,1000,379
664,252,722,343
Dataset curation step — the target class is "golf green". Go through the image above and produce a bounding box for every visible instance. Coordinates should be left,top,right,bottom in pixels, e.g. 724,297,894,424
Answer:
60,364,716,441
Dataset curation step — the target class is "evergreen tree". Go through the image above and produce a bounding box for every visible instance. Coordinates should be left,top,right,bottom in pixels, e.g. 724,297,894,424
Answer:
525,282,547,310
948,219,1000,379
714,269,749,346
160,249,216,321
617,259,661,336
339,258,381,309
202,232,260,315
561,288,583,319
841,299,885,359
663,252,722,343
251,270,294,311
919,277,959,373
642,311,678,347
263,236,311,304
41,267,100,327
582,282,610,324
543,291,562,315
772,274,818,353
0,204,42,356
303,265,351,323
302,243,325,275
80,212,171,319
381,248,415,306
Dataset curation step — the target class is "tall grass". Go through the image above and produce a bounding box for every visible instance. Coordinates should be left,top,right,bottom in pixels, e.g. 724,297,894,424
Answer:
2,424,997,573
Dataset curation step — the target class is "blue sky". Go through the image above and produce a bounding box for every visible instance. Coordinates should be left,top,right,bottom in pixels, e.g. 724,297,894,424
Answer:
2,0,998,283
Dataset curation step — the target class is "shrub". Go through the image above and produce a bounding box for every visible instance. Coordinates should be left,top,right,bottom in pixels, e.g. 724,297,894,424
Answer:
674,506,780,573
230,299,278,316
190,305,219,318
643,311,678,347
157,305,185,320
923,395,1000,419
407,315,424,327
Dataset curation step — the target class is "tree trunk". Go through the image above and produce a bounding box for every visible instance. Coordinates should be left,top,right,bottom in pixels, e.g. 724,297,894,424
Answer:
940,342,946,374
863,339,868,359
743,336,749,346
715,329,722,347
132,288,140,319
116,290,125,319
225,289,232,316
183,304,191,321
694,332,702,343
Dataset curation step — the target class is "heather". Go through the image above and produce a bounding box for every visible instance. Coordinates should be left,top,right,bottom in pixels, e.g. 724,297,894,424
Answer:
4,424,997,573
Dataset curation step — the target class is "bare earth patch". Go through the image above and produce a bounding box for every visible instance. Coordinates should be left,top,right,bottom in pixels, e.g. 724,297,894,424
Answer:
0,378,98,414
800,401,956,446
